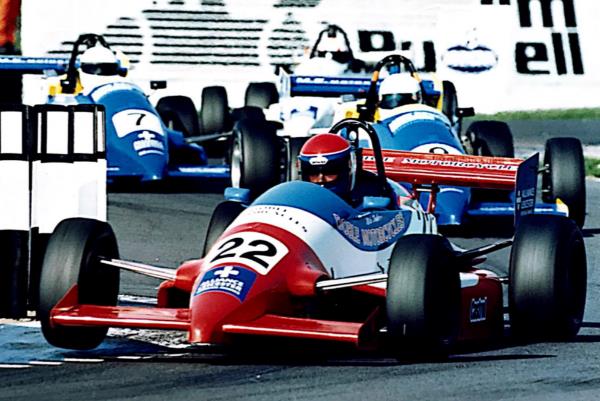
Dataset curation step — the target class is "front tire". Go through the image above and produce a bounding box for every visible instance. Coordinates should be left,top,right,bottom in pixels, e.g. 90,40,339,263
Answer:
386,235,460,359
509,214,586,341
155,95,200,139
466,120,514,158
542,137,586,228
38,218,120,350
202,201,246,256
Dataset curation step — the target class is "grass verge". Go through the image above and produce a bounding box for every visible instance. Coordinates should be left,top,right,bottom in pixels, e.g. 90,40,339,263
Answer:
585,157,600,178
474,108,600,121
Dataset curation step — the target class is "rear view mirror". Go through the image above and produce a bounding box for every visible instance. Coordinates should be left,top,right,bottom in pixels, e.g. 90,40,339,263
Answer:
457,107,475,118
150,80,167,90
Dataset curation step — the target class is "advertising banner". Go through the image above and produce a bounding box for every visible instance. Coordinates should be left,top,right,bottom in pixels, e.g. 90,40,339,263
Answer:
21,0,600,112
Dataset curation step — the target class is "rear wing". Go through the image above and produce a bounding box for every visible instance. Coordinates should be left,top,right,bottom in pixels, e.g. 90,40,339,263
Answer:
288,75,372,98
362,148,538,220
0,55,71,74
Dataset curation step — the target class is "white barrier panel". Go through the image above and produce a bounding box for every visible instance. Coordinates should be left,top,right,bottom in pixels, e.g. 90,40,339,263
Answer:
0,107,30,231
31,105,107,235
20,0,600,112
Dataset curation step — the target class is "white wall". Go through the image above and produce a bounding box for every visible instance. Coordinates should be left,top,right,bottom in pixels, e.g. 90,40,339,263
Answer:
21,0,600,113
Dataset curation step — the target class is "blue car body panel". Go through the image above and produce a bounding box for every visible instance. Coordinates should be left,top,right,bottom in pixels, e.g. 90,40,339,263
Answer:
364,108,562,225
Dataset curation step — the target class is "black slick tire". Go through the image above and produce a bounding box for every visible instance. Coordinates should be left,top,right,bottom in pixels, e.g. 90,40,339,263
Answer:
202,201,246,257
245,82,279,109
542,137,586,228
386,234,460,359
38,218,120,350
230,118,280,197
509,214,586,341
466,120,514,158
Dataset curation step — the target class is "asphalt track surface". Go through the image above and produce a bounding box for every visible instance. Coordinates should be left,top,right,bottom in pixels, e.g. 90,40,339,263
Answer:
2,121,600,401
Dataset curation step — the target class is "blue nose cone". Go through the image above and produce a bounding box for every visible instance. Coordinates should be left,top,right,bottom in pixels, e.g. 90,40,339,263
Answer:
431,187,470,226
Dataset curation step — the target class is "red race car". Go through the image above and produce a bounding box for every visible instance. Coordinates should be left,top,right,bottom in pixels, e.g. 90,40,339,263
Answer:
37,119,586,358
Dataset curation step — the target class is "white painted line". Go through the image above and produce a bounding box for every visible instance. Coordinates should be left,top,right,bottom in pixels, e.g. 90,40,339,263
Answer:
63,358,104,363
115,355,144,360
0,364,31,369
29,360,64,366
0,318,40,327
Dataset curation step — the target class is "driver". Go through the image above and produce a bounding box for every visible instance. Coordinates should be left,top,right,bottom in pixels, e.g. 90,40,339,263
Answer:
298,133,394,207
378,73,423,118
298,133,356,201
78,43,126,93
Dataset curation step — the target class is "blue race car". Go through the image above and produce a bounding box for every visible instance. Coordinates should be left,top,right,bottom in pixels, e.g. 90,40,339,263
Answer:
0,34,249,187
342,54,586,228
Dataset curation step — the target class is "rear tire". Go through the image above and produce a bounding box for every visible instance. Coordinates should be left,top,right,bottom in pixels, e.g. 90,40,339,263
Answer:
155,95,200,139
38,218,120,350
245,82,279,109
509,214,586,341
542,137,586,228
230,118,280,197
386,235,460,359
466,120,514,158
202,201,246,256
200,86,230,134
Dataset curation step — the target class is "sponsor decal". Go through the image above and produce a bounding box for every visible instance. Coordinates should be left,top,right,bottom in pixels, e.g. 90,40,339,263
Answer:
132,131,165,156
515,187,535,214
204,231,289,275
309,155,328,165
332,212,406,249
363,155,395,163
470,297,487,323
401,157,518,171
443,29,498,73
194,265,256,302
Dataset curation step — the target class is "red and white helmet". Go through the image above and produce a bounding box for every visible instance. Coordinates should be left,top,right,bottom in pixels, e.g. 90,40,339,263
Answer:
298,134,357,199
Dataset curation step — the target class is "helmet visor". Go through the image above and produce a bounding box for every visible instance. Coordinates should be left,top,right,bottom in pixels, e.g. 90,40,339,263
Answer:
81,62,120,76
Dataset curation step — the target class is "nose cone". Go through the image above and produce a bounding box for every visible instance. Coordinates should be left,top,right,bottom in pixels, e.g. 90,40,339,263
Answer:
188,265,259,344
434,187,470,226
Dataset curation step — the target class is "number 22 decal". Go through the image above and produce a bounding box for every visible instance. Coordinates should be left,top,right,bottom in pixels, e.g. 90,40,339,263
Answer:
206,232,288,275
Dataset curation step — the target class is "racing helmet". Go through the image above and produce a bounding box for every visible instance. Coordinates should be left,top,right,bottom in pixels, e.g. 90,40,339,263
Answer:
379,73,422,109
78,43,120,91
298,133,356,199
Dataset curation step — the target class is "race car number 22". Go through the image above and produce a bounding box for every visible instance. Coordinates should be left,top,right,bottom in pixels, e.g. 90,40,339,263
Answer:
206,232,289,275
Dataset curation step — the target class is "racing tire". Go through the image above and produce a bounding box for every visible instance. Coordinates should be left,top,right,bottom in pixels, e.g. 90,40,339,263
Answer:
286,137,310,181
38,218,120,350
441,80,459,130
245,82,279,109
230,118,280,197
509,214,586,341
541,137,586,228
155,95,200,139
202,201,246,256
466,120,515,158
199,86,230,134
386,234,460,360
